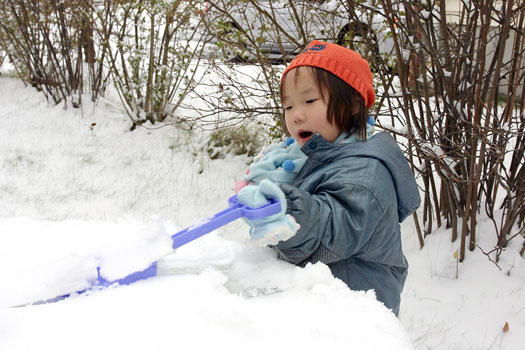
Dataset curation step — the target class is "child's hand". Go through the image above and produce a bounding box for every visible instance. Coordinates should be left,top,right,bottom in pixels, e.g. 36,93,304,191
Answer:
244,138,307,186
237,179,298,246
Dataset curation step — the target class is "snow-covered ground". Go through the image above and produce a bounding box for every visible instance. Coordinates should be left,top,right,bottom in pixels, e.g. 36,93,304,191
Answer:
0,76,523,349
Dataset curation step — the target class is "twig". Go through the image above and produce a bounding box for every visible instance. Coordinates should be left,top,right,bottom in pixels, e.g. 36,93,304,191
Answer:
474,243,502,271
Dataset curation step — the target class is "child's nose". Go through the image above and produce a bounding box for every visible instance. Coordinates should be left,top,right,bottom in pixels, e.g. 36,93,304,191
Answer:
292,109,305,123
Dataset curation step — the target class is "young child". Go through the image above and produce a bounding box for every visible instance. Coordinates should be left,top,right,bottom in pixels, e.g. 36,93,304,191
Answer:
236,40,420,316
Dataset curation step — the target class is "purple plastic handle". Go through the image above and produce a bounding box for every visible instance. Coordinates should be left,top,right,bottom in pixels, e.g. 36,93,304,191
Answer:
94,194,281,287
171,194,281,249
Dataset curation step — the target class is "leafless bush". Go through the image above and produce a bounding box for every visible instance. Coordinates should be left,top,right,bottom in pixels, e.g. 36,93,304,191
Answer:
377,0,524,261
0,0,210,128
92,0,211,128
182,60,284,137
0,0,106,106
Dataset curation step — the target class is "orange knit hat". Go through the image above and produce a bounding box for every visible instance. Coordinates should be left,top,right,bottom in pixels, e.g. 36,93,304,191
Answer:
281,40,375,108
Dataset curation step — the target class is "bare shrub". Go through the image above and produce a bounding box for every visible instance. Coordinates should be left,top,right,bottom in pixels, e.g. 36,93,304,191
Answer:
0,0,210,127
0,0,106,106
92,0,212,128
377,0,524,261
206,124,264,159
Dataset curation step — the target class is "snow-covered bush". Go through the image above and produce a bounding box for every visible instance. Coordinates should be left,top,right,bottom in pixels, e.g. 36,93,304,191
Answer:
0,0,212,127
206,124,264,159
376,0,524,261
0,0,106,106
92,0,211,128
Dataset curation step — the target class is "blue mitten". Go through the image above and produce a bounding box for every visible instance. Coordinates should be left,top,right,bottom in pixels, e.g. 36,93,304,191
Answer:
245,138,307,186
237,179,298,246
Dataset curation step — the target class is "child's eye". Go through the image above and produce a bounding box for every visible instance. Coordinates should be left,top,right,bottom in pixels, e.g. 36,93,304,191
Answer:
306,98,318,104
284,105,292,111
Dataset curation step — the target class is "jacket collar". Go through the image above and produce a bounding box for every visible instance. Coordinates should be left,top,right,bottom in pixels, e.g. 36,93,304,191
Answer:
300,133,364,162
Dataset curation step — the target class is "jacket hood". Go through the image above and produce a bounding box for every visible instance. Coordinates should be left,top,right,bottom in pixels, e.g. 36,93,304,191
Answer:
300,132,421,222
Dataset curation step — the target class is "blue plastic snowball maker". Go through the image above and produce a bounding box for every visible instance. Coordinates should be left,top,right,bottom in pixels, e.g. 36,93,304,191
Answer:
34,195,282,304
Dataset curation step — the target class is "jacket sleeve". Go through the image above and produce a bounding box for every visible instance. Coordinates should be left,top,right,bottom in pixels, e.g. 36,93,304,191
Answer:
275,182,384,265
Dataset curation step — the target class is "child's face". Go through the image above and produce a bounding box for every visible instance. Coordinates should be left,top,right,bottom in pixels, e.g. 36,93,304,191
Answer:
282,67,340,146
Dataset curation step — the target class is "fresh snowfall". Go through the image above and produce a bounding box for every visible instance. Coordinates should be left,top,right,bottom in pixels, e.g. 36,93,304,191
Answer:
0,76,523,350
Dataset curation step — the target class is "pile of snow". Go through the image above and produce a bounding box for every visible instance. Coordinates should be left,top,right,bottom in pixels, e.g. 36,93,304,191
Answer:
0,216,174,307
0,218,413,349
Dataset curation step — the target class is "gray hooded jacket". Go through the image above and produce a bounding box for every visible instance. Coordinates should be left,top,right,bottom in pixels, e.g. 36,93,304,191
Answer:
275,132,421,316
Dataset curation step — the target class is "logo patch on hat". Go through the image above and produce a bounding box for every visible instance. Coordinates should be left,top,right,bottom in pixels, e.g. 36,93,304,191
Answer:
300,44,326,55
310,44,325,51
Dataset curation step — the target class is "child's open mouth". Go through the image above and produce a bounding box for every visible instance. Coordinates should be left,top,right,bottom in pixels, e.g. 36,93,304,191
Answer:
299,131,313,140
